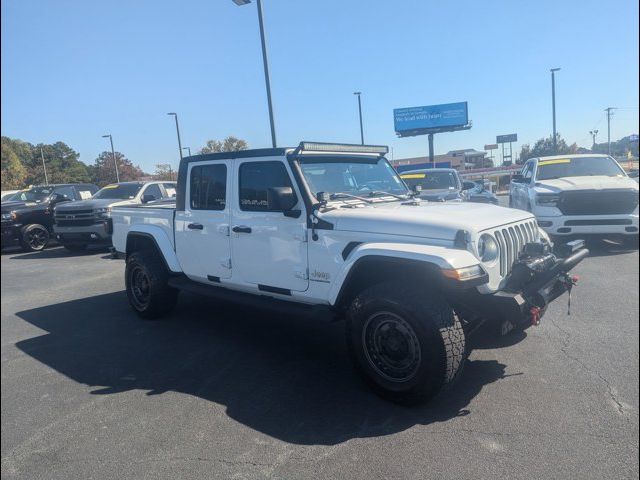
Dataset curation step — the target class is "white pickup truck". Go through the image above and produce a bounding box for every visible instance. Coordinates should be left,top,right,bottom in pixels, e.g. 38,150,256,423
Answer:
111,142,588,404
509,154,639,246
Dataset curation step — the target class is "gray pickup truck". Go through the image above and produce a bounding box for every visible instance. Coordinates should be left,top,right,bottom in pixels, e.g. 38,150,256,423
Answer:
53,181,176,251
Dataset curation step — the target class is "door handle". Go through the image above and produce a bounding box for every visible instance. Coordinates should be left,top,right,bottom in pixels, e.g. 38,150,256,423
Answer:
232,225,252,234
187,223,204,230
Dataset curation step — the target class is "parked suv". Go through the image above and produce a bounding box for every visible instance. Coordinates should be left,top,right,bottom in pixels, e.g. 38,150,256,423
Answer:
1,183,99,252
509,154,639,246
399,168,497,204
53,181,176,251
110,142,587,404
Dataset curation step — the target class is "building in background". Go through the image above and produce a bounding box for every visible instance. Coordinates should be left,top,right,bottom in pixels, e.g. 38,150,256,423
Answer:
390,149,490,173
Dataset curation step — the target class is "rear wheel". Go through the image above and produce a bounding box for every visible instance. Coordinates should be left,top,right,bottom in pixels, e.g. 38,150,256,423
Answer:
20,224,50,252
346,282,466,404
125,251,178,319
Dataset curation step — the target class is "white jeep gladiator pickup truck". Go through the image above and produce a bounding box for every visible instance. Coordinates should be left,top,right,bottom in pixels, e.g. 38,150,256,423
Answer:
111,142,588,404
509,154,639,246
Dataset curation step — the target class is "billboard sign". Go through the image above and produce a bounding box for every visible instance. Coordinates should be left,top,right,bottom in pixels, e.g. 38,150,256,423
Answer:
496,134,517,144
484,143,498,150
394,102,468,133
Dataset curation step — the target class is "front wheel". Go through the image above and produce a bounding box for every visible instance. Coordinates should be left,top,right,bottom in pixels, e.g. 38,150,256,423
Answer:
125,251,178,319
346,283,466,404
20,224,50,252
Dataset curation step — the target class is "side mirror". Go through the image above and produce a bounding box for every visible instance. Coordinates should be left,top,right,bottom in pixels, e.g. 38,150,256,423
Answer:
462,181,475,191
141,194,156,204
267,187,298,215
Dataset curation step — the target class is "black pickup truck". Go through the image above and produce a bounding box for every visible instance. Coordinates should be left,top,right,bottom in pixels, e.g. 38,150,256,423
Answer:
1,184,99,252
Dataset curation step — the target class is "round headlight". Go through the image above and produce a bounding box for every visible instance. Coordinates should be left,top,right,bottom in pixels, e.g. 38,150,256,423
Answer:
478,234,499,263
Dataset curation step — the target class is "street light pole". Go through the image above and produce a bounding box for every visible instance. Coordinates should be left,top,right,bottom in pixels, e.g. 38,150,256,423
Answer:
102,134,120,183
40,147,49,185
353,91,364,145
167,113,183,161
589,129,599,148
605,107,616,156
233,0,277,147
550,68,561,153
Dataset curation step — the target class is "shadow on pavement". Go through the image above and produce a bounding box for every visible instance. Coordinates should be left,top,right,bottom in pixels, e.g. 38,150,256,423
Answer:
581,237,638,258
16,291,509,446
7,245,108,260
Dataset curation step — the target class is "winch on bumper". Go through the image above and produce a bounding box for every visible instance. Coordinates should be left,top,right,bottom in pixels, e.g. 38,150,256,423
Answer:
452,239,589,334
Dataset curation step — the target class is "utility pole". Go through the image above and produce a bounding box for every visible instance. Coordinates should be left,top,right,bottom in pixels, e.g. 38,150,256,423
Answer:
605,107,616,155
353,91,364,145
40,147,49,185
550,68,561,153
167,113,183,161
102,134,120,183
589,129,599,148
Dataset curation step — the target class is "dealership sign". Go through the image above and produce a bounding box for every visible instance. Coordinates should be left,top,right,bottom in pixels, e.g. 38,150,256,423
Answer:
484,144,498,150
496,133,518,143
394,102,468,133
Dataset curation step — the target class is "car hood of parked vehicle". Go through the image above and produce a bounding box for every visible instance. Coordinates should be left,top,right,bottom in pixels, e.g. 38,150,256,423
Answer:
54,198,138,211
320,201,533,240
1,200,45,214
534,175,640,193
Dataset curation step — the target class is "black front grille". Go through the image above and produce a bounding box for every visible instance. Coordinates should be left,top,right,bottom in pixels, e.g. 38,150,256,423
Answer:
56,209,93,215
558,190,638,215
565,219,633,226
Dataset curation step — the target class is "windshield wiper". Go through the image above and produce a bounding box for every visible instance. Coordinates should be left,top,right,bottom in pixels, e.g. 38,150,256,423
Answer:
367,190,410,200
329,192,374,203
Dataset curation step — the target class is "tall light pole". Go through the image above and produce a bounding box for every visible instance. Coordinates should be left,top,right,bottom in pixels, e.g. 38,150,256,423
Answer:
550,68,561,153
40,147,49,185
605,107,616,156
353,91,364,145
101,134,120,183
167,113,183,161
589,129,599,148
233,0,277,147
182,146,192,157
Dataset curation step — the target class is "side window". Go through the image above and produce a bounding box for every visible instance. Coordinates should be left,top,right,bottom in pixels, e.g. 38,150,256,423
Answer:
523,162,534,181
162,183,177,198
143,184,162,201
190,164,227,210
54,186,76,200
239,161,296,212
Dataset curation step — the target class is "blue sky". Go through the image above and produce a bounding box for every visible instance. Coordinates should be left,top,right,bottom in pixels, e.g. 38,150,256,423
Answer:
2,0,638,173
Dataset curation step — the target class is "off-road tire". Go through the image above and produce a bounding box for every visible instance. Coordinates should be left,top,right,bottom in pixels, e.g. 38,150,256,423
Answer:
346,282,466,405
20,224,50,252
63,244,88,252
125,250,178,319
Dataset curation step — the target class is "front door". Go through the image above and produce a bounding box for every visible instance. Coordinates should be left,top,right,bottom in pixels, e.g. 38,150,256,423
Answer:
230,158,308,292
175,160,232,283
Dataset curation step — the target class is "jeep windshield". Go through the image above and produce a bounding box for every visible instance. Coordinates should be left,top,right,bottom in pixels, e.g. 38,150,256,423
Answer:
93,184,142,200
400,171,460,190
298,157,409,201
537,156,625,181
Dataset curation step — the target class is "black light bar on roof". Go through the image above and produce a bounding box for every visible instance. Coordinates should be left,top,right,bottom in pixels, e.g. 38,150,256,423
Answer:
297,141,389,155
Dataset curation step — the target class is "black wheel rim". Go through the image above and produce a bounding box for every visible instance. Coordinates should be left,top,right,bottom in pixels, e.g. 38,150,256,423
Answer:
27,228,48,250
362,311,422,382
129,266,150,310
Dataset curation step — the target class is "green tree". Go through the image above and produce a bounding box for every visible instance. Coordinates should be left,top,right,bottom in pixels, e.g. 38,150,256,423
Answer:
32,142,91,184
91,151,146,186
153,163,176,181
1,140,28,189
200,136,248,154
518,134,578,164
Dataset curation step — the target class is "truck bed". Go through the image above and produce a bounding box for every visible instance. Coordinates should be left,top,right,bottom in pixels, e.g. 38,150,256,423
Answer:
111,202,176,254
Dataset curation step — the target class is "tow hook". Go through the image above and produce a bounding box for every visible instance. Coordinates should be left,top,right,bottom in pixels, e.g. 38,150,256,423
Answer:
530,306,542,326
559,273,580,315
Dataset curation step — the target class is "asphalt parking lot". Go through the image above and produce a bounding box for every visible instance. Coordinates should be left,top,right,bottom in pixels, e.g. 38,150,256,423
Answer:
1,239,638,480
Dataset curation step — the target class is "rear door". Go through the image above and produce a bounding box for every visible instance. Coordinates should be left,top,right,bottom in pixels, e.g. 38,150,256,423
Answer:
229,158,308,292
174,160,232,282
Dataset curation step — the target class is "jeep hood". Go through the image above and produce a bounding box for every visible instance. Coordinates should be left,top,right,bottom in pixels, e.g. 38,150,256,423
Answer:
319,201,534,240
535,175,639,193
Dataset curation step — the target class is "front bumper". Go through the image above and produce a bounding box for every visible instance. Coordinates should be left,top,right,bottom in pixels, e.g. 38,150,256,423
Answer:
536,213,638,236
53,220,112,245
452,243,589,332
1,222,21,247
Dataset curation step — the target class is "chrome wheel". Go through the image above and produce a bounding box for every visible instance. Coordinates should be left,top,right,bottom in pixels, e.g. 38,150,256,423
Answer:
362,311,422,382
